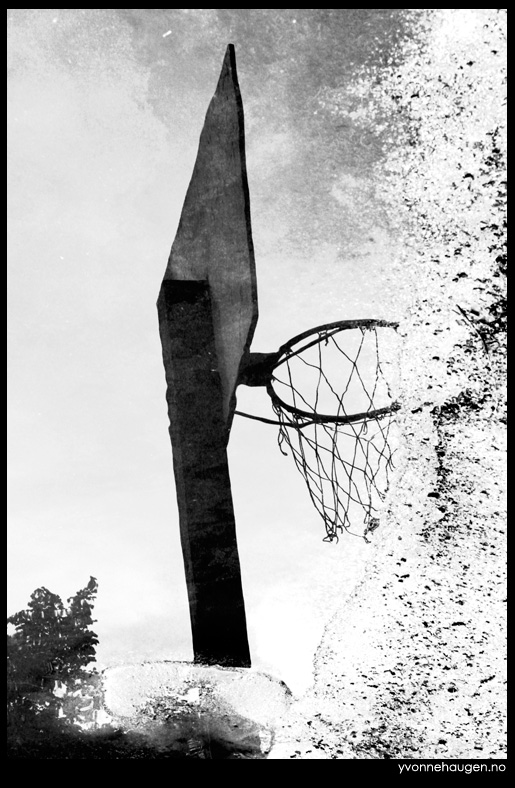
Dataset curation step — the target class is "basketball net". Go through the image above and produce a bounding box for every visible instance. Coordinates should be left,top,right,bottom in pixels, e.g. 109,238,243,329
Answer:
267,321,400,542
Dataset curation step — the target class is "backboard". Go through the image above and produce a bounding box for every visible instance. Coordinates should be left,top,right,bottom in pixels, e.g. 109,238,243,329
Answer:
157,45,255,667
161,43,258,436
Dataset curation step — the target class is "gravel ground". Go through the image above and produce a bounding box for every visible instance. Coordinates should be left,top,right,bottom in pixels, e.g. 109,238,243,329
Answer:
268,266,507,760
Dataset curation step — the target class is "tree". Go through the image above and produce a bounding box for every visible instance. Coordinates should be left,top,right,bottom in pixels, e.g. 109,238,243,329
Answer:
7,577,101,735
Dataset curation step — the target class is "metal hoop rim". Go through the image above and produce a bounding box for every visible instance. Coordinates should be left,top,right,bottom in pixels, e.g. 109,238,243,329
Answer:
275,318,399,364
267,318,400,425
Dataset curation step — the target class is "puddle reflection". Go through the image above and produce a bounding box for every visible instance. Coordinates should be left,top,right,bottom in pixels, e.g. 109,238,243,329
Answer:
7,578,268,758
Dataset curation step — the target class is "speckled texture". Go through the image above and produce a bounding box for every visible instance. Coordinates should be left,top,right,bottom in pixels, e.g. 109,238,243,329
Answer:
267,288,506,760
267,10,506,757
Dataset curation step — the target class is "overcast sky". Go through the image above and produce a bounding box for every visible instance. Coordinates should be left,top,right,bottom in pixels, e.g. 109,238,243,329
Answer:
8,8,408,693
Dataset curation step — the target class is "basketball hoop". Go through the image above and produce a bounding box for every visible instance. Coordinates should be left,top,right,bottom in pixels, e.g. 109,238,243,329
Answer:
238,319,401,542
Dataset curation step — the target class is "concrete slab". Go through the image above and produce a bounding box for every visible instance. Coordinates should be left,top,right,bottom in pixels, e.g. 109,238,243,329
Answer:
102,661,292,758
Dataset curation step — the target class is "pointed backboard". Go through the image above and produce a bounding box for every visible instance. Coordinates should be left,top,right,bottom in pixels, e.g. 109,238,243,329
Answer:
162,43,258,436
157,45,256,667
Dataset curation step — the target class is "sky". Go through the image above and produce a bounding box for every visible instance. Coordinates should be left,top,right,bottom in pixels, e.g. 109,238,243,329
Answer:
7,8,410,694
